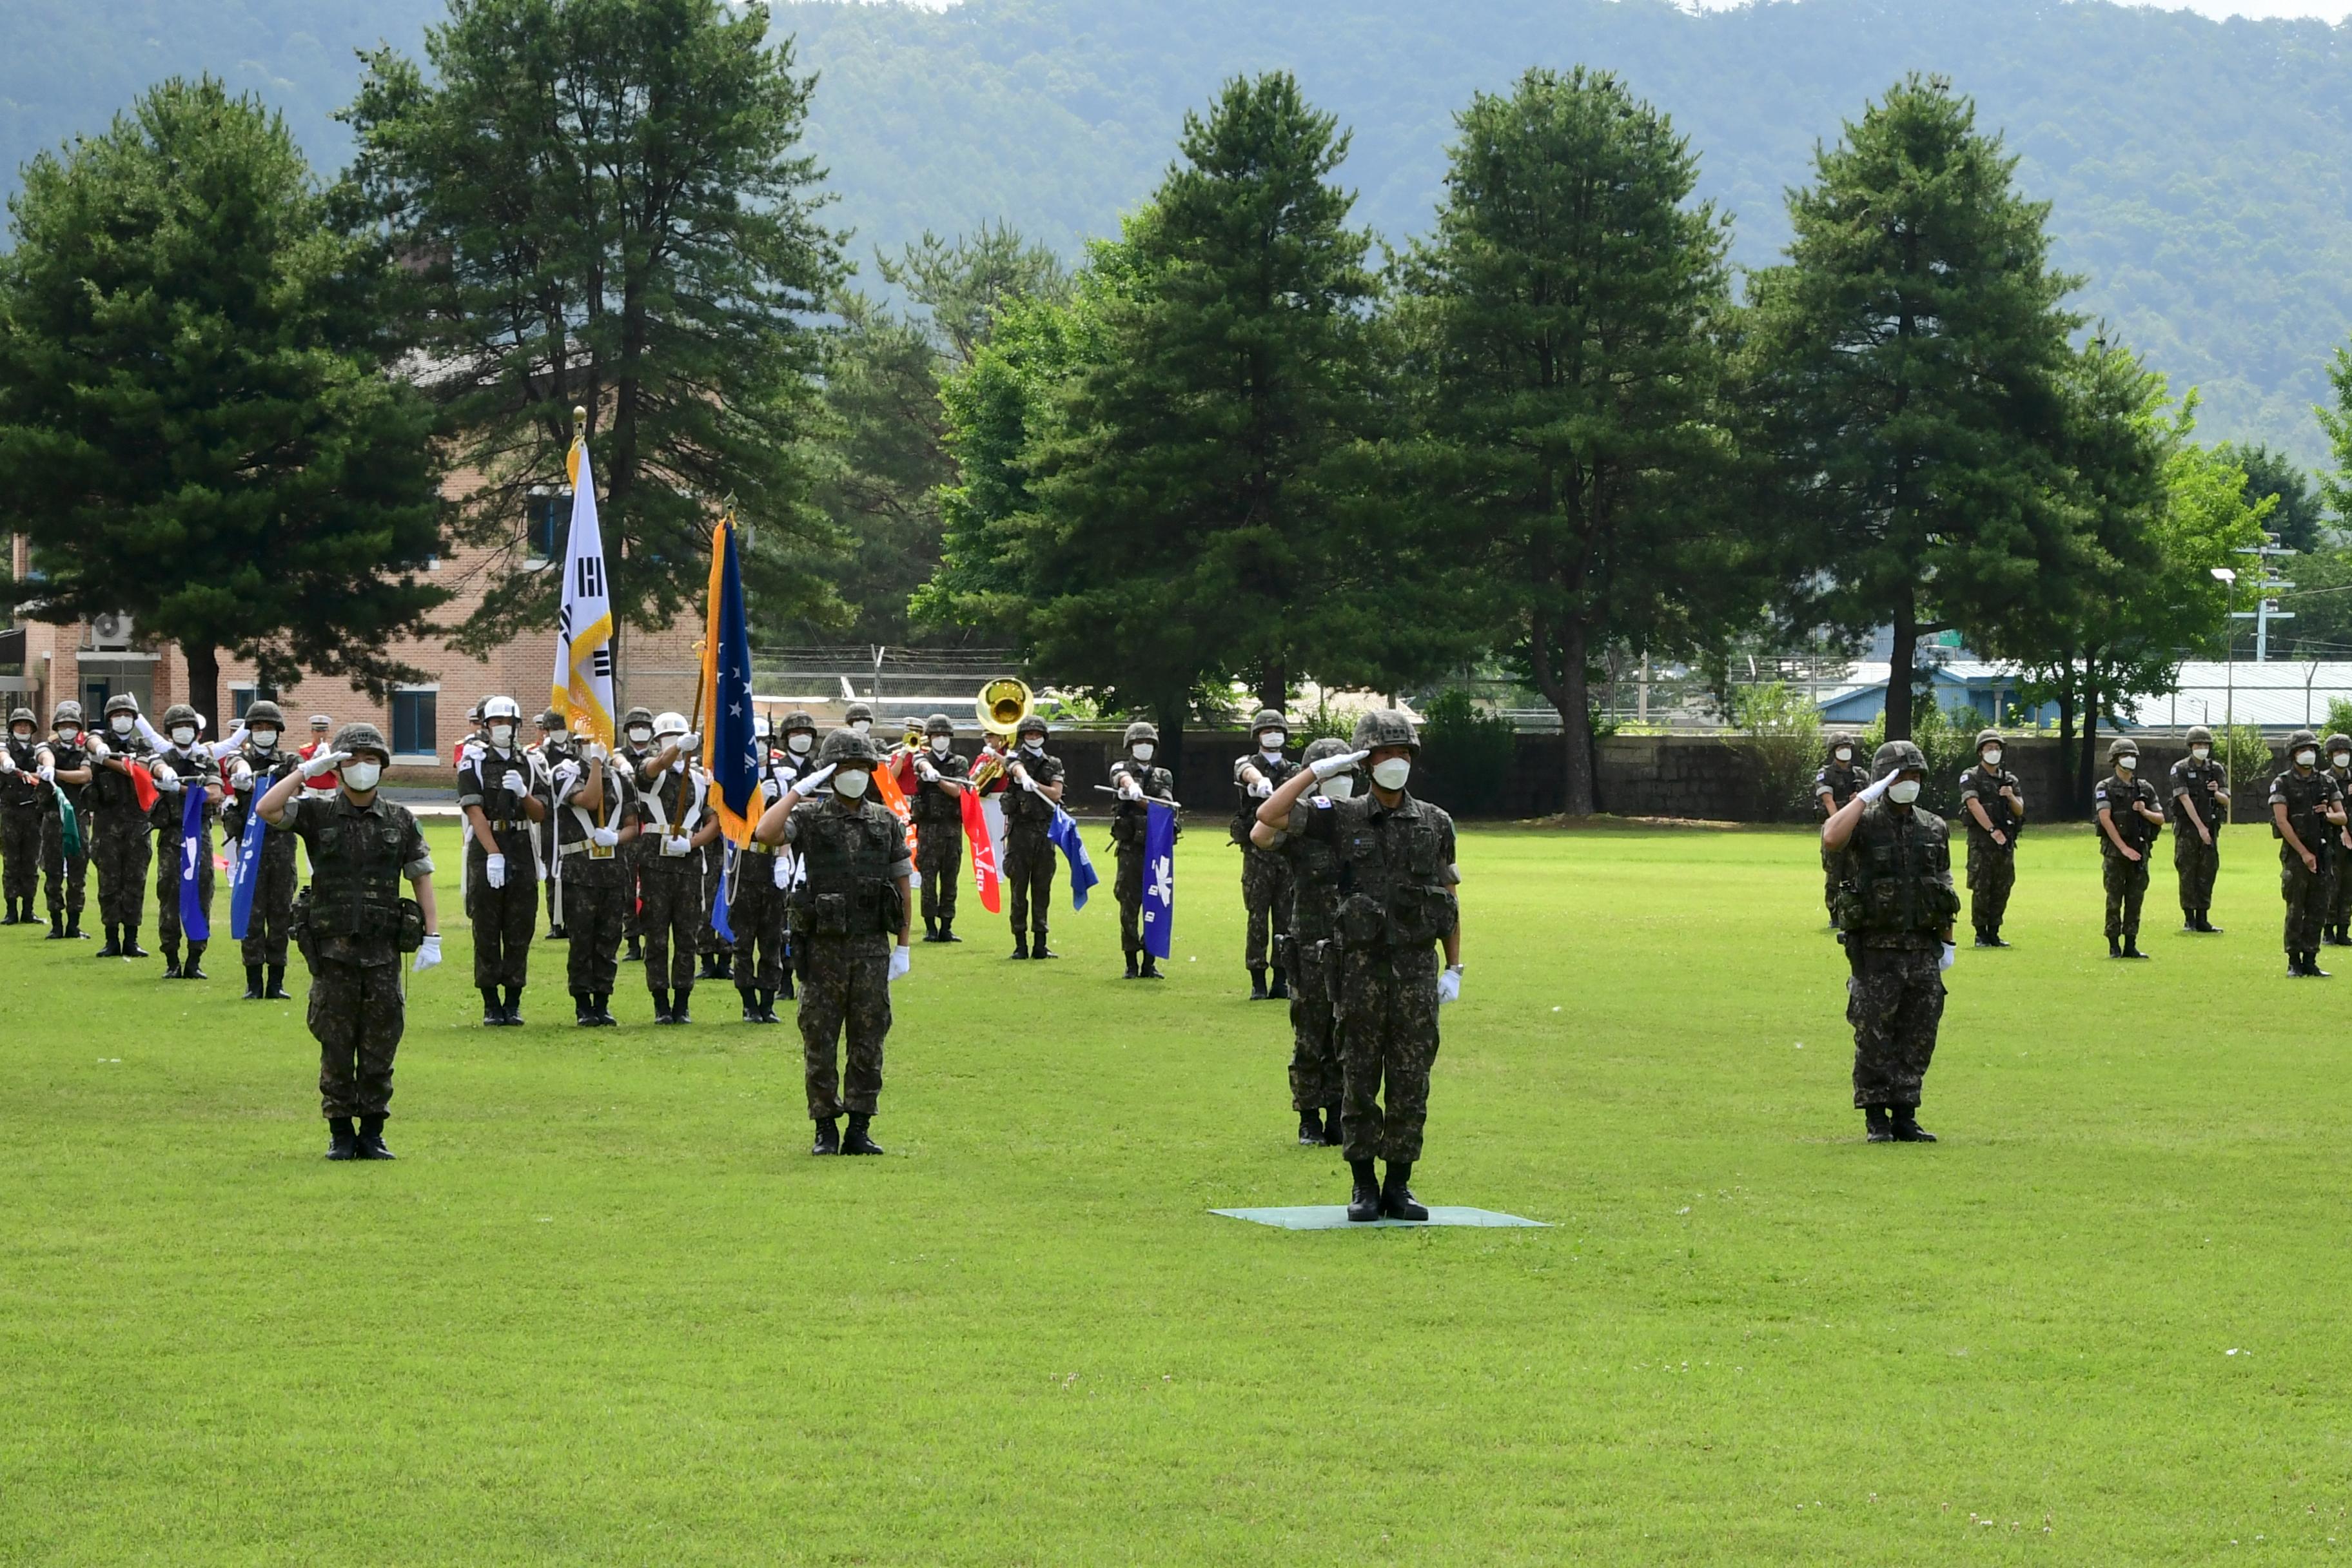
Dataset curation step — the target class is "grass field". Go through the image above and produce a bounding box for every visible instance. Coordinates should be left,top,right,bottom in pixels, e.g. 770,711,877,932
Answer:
4,816,2349,1564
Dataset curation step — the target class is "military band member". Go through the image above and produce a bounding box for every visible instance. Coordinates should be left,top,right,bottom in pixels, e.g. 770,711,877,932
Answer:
2094,738,2163,960
636,710,720,1023
0,707,44,926
458,696,547,1025
908,713,969,943
1107,721,1177,979
258,723,440,1160
85,694,155,957
148,703,220,980
39,701,93,939
616,705,657,962
2326,733,2352,946
1814,731,1867,927
550,732,639,1026
1250,737,1358,1146
1233,708,1298,997
1957,729,2024,948
2168,725,2229,934
224,700,300,999
988,713,1064,959
2271,730,2347,977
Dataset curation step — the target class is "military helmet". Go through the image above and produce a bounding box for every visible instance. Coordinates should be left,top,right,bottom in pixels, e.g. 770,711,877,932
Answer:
925,712,955,739
781,709,818,736
1827,730,1857,754
1250,708,1286,736
536,707,566,730
622,705,654,729
1122,720,1159,748
2185,725,2214,746
1975,729,2003,751
334,721,391,762
482,696,522,723
1351,709,1420,756
652,710,690,741
2289,729,2320,753
1302,736,1353,769
2327,732,2352,756
1017,713,1049,740
818,727,881,767
52,700,82,726
161,703,199,730
2107,737,2139,762
244,700,286,729
1872,739,1926,778
104,693,141,718
8,707,34,729
843,701,875,727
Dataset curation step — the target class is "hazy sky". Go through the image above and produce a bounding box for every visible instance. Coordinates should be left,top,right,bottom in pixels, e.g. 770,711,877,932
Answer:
1681,0,2352,15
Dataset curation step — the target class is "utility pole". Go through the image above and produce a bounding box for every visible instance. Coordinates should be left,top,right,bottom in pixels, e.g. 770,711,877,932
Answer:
2232,537,2295,662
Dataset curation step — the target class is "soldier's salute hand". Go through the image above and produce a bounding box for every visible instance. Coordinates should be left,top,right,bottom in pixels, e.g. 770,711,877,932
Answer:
1310,749,1369,781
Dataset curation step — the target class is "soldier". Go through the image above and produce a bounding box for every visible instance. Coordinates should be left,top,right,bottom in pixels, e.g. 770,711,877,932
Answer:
148,703,220,980
2094,737,2164,960
1957,729,2024,948
1813,731,1867,928
1249,737,1357,1146
1256,712,1462,1221
843,701,876,739
989,712,1065,959
1107,720,1179,979
38,701,93,940
550,729,639,1026
2271,729,2347,977
909,713,970,943
458,696,547,1025
779,709,819,772
0,707,44,925
615,704,658,963
754,728,912,1156
729,729,798,1023
223,701,300,999
636,709,719,1023
1233,708,1299,998
257,723,441,1160
530,709,573,940
1821,740,1958,1144
84,694,155,957
2328,734,2352,946
297,714,338,797
2168,724,2230,934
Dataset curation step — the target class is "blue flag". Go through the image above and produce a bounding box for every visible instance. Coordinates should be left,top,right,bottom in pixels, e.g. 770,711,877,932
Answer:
1047,801,1101,910
701,516,761,844
179,781,210,943
228,796,268,940
1141,799,1177,959
710,842,736,943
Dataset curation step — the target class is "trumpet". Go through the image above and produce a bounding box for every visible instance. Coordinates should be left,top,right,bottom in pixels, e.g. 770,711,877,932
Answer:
901,722,926,752
968,677,1034,790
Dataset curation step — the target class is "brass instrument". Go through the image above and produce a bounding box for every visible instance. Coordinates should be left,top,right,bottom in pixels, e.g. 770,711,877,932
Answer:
901,722,926,752
968,678,1034,790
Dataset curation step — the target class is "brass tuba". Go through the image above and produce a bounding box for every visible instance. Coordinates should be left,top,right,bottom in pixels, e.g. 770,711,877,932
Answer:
970,678,1033,789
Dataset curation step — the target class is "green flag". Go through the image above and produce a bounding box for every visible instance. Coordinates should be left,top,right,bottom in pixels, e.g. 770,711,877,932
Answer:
50,781,81,859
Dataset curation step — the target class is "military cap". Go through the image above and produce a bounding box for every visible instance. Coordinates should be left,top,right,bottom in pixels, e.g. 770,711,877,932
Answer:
1351,709,1420,755
843,701,876,727
2184,725,2214,746
51,700,82,725
925,712,956,738
335,721,391,761
161,703,199,729
308,713,332,729
622,705,655,728
1827,730,1857,750
1872,739,1926,778
244,700,286,728
1975,729,2003,750
8,707,35,728
1250,708,1286,734
780,709,818,734
2107,737,2140,761
818,727,881,767
2289,729,2320,752
1122,720,1159,747
104,693,141,717
2327,733,2352,755
483,696,522,722
1016,713,1049,740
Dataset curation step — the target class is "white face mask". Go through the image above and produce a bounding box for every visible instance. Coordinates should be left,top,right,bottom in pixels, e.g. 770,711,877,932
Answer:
250,729,278,750
1834,747,1853,763
1371,757,1412,792
110,716,135,736
1023,739,1043,755
1320,775,1356,801
2334,754,2349,770
1888,778,1923,805
834,768,870,799
170,726,197,747
342,760,382,794
1132,743,1154,762
787,733,813,756
57,727,79,743
10,729,30,745
489,723,515,749
2191,745,2211,761
1259,733,1286,755
2299,749,2320,768
1981,748,2002,768
930,738,951,757
2116,756,2135,773
627,727,651,745
851,720,872,736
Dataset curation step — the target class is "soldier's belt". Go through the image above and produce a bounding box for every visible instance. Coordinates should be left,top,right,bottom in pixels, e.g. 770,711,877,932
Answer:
482,819,531,832
557,840,618,861
740,840,776,855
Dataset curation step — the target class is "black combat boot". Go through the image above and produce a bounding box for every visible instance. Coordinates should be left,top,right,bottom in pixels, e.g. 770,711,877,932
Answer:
1,901,17,925
1892,1107,1937,1142
1298,1109,1323,1145
1322,1105,1344,1147
923,916,939,943
1010,932,1030,961
1032,930,1057,959
2199,911,2224,934
670,986,692,1024
2289,951,2309,977
940,918,960,943
1865,1106,1895,1142
695,951,714,980
326,1117,360,1161
1124,952,1140,979
714,950,733,981
739,984,760,1022
482,986,505,1026
1985,929,2010,948
1249,966,1268,1000
842,1113,884,1155
64,910,84,939
1139,955,1162,979
2309,952,2333,979
98,923,121,957
811,1117,840,1155
2122,936,2149,959
161,942,181,979
575,992,595,1026
46,914,66,941
756,987,779,1024
2107,934,2123,959
1380,1161,1429,1222
502,984,524,1024
624,935,643,963
357,1114,395,1159
180,943,206,980
651,986,674,1023
1269,966,1289,1001
244,964,264,1000
121,926,148,958
779,967,796,1002
1346,1159,1382,1222
265,964,290,1001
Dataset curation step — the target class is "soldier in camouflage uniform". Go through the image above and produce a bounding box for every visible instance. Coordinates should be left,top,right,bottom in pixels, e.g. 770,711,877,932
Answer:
458,696,547,1025
1813,732,1867,927
755,728,913,1155
2326,734,2352,946
728,721,799,1023
531,707,573,939
616,705,657,962
1258,712,1463,1221
223,700,300,999
38,701,93,940
988,712,1065,959
85,694,155,957
2093,737,2164,960
1233,708,1299,997
2271,730,2347,977
551,731,640,1026
259,723,441,1160
636,709,719,1022
910,713,969,943
1823,740,1958,1144
1107,720,1178,979
148,703,220,980
1955,729,2023,948
843,700,876,740
2168,724,2230,934
0,707,44,925
1251,737,1359,1146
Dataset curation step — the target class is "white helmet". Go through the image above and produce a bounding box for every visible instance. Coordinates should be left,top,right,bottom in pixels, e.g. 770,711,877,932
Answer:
653,710,690,741
482,696,522,722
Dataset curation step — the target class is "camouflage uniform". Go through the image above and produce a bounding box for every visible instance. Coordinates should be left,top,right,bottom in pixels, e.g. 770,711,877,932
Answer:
551,750,639,1018
1107,722,1177,974
148,729,220,976
994,728,1063,954
1233,718,1300,991
1814,741,1867,923
1268,739,1357,1137
2168,732,2228,928
782,771,910,1126
2326,736,2352,945
0,719,44,919
224,723,301,978
910,718,969,939
728,745,796,1019
1832,768,1959,1115
86,705,155,948
39,712,92,935
1955,750,2022,945
2094,756,2161,950
458,740,545,1002
614,705,657,955
2271,750,2344,968
637,760,709,1012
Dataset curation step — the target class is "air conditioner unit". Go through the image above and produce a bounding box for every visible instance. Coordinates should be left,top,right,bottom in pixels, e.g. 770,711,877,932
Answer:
88,611,133,650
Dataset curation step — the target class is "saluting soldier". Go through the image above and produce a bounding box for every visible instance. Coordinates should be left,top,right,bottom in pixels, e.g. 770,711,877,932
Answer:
39,701,93,940
2168,725,2230,934
1957,729,2024,947
549,729,638,1026
1232,708,1298,997
729,725,797,1023
615,705,657,963
0,707,45,926
636,710,720,1023
755,729,913,1156
2094,738,2164,960
1250,737,1359,1147
2272,730,2347,977
909,714,969,943
988,712,1065,959
1107,720,1177,979
1814,732,1867,928
2326,734,2352,947
257,723,441,1160
147,703,220,980
224,701,300,999
84,694,155,957
1257,712,1464,1222
458,696,547,1025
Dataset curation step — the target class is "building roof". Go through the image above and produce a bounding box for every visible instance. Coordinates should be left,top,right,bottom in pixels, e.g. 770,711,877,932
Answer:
1809,659,2352,731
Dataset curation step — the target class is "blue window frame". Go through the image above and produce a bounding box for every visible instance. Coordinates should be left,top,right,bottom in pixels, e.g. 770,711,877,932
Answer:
391,690,438,756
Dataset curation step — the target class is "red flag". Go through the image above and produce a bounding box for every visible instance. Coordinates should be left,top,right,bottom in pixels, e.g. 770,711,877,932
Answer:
960,783,1001,915
126,760,159,814
872,758,913,830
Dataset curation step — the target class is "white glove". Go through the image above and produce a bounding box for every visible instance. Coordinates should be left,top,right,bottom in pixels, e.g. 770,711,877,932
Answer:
1857,772,1894,804
583,741,607,763
39,764,55,783
1119,780,1142,801
796,763,838,794
0,754,14,776
591,827,620,849
414,933,442,974
1249,778,1273,798
1311,749,1369,781
1939,942,1956,973
153,764,182,794
680,732,701,754
665,835,692,858
229,760,253,790
500,769,528,798
773,853,792,889
86,736,109,763
1438,966,1462,1004
1019,772,1039,794
916,760,938,781
888,943,911,982
300,749,348,782
485,852,507,888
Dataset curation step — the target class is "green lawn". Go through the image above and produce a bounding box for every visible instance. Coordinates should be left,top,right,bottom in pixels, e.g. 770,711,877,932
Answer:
4,818,2348,1564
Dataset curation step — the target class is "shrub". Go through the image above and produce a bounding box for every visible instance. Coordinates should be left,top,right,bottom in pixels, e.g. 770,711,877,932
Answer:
1418,689,1518,818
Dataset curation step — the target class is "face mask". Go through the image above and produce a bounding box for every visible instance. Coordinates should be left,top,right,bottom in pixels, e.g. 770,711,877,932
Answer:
1981,749,2003,768
2192,745,2211,761
1320,775,1357,801
57,727,78,744
1132,743,1154,762
2299,749,2320,768
1888,778,1922,805
788,734,813,756
111,716,135,736
1371,757,1412,792
1834,747,1852,763
168,726,196,747
930,738,951,757
2116,757,2135,773
1259,734,1286,754
834,768,871,799
2335,754,2349,770
10,729,30,745
489,724,515,749
626,727,651,745
250,729,278,750
1023,740,1043,755
342,760,382,794
852,720,872,736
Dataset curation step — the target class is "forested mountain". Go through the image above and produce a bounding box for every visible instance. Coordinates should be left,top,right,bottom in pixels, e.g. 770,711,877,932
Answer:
8,0,2352,463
